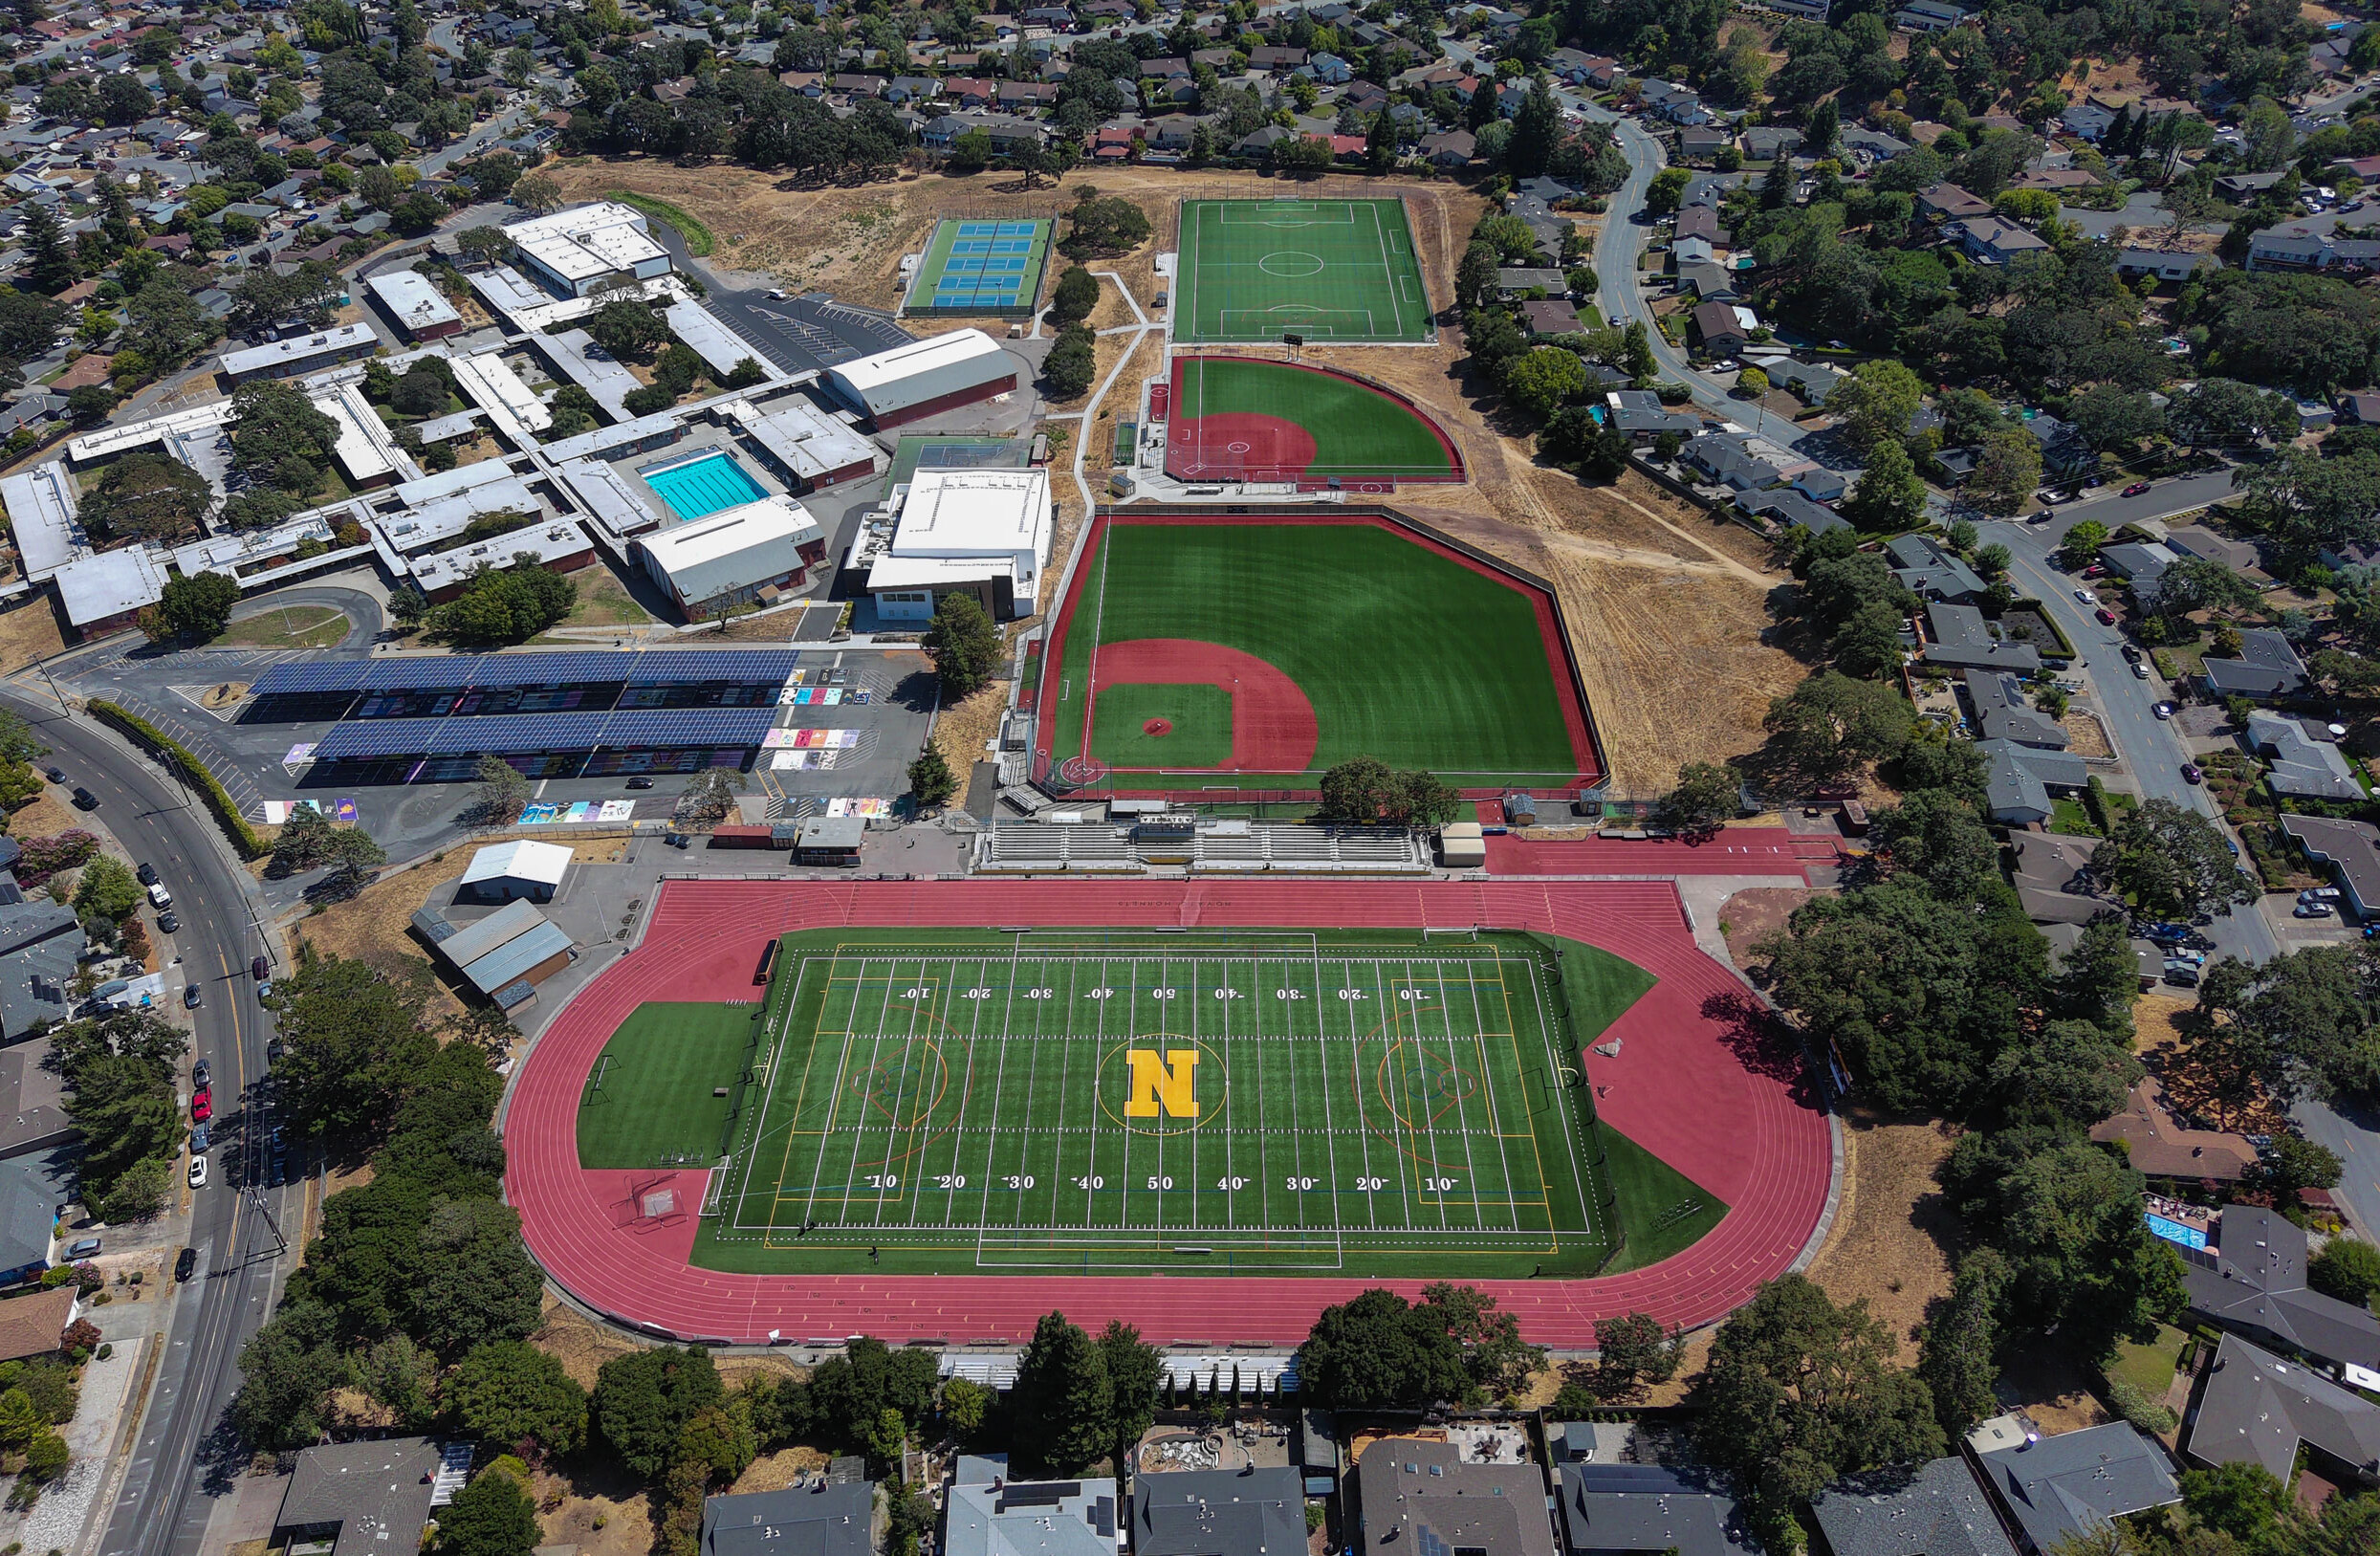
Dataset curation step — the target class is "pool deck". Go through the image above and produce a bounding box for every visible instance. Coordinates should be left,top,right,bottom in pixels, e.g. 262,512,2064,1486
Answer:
618,437,797,531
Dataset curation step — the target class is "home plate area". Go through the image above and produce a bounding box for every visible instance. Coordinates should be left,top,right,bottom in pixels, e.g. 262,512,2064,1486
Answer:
1167,413,1318,482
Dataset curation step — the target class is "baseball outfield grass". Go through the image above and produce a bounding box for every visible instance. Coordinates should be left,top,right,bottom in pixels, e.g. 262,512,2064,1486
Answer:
1167,358,1459,481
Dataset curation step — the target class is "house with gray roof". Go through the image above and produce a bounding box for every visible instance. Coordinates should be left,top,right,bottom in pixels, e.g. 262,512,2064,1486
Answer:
1889,534,1988,603
1760,357,1846,404
2184,1206,2380,1377
1968,1422,2179,1555
1977,738,2088,825
0,902,80,1042
1810,1457,2016,1556
703,1482,873,1556
1964,669,2068,748
1356,1438,1556,1556
2200,628,2304,701
2099,541,2178,603
0,1158,54,1286
1132,1468,1303,1556
2281,814,2380,916
1924,602,2042,673
2245,712,2364,800
946,1456,1115,1556
1556,1462,1743,1556
1740,490,1847,536
273,1438,446,1556
2186,1333,2380,1489
1608,389,1707,443
2024,414,2094,473
1678,260,1739,301
1681,429,1790,490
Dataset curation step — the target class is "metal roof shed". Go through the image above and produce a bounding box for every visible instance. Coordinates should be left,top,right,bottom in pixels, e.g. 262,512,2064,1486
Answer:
822,328,1015,427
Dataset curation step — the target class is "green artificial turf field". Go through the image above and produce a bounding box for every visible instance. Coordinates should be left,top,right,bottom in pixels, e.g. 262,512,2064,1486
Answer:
1176,199,1434,344
579,1003,767,1169
1089,684,1235,768
1048,520,1587,787
1168,358,1457,481
665,928,1722,1277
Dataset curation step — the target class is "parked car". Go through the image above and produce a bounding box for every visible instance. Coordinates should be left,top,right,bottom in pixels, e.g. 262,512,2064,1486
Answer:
2303,887,2344,901
184,982,201,1010
70,788,97,810
136,862,159,886
2153,702,2177,719
266,1038,283,1063
157,911,178,933
187,1155,207,1190
2133,661,2151,679
2164,967,2201,987
42,767,62,783
2082,564,2107,579
190,1087,210,1121
251,955,268,980
189,1123,207,1154
767,288,789,300
146,883,171,910
192,1059,209,1087
626,777,654,789
2296,901,2337,918
64,1238,99,1259
174,1246,195,1282
2181,762,2204,782
2123,481,2151,497
2097,607,2118,625
2121,645,2143,663
2074,589,2098,604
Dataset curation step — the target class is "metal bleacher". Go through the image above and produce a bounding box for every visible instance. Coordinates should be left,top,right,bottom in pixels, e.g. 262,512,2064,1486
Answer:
972,821,1430,874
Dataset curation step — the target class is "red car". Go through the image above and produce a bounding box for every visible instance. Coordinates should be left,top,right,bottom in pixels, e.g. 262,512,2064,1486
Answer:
2182,763,2205,784
190,1087,211,1123
2122,482,2151,497
2096,607,2118,625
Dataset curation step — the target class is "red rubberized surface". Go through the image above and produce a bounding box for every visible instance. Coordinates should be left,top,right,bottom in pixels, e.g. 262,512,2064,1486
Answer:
507,880,1831,1346
1483,832,1846,879
1037,512,1604,798
1090,638,1321,774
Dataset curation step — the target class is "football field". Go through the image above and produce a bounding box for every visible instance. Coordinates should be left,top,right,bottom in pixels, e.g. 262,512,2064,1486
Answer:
1174,199,1434,344
573,929,1726,1278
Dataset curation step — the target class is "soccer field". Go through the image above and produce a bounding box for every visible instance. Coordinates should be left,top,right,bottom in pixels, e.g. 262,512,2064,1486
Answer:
587,929,1726,1278
1175,199,1434,344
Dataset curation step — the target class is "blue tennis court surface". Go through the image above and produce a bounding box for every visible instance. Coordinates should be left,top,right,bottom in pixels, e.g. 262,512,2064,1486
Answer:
909,217,1054,318
643,450,768,521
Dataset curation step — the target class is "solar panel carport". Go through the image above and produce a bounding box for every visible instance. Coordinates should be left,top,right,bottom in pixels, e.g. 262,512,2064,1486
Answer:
306,708,775,762
249,649,804,700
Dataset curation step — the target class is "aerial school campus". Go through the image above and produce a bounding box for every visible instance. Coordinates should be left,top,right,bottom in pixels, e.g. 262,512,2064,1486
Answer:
509,192,1837,1351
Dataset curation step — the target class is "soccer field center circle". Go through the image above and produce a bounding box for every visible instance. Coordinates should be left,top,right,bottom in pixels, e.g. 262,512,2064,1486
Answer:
1163,358,1463,485
504,878,1835,1347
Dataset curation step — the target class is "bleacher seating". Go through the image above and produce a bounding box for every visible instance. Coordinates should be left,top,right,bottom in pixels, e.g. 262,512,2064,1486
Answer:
973,822,1430,873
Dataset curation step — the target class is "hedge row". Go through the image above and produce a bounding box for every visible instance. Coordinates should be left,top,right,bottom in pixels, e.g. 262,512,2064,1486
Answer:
85,700,267,860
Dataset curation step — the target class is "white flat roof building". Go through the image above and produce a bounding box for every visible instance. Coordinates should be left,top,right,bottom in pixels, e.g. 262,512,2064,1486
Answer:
219,322,380,384
822,328,1015,427
723,394,881,492
637,496,824,617
863,467,1052,622
448,350,552,433
409,517,595,599
311,382,405,488
63,399,234,466
460,839,573,902
505,202,673,298
53,545,165,635
0,463,83,581
537,328,641,419
664,299,763,379
364,269,464,340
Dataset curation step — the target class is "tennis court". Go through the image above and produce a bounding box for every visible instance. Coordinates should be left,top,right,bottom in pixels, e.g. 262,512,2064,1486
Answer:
1174,199,1434,345
906,218,1055,318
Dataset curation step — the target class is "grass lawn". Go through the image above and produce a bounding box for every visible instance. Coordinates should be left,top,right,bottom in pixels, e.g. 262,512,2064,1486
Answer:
666,928,1702,1279
2107,1323,2187,1399
1051,520,1585,785
1536,931,1661,1046
2051,797,2099,836
535,562,661,640
1090,683,1234,768
577,1002,765,1169
609,189,714,256
217,605,349,650
1168,358,1455,480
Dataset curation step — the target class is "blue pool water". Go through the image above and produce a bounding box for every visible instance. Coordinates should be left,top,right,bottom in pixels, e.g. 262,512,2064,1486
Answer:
644,451,768,521
2146,1213,2207,1250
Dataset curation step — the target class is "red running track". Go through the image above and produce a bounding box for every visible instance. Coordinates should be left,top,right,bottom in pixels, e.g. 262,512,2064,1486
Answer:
505,880,1833,1347
1483,831,1845,879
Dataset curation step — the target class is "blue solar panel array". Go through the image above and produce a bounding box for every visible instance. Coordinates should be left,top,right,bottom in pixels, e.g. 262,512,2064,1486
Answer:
252,649,804,700
309,707,775,762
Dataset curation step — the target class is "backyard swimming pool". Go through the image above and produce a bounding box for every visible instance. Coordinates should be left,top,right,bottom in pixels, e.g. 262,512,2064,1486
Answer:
2146,1213,2208,1250
643,450,768,521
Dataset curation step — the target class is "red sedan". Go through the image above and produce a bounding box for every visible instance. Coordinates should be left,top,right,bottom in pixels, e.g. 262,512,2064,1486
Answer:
2122,482,2151,497
190,1087,211,1123
2096,607,2118,625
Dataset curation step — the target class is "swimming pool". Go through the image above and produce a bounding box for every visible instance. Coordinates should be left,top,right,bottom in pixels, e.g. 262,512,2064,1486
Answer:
643,450,768,522
2146,1213,2208,1250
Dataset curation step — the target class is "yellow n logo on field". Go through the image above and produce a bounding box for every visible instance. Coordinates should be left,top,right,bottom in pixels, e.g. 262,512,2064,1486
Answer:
1124,1048,1199,1118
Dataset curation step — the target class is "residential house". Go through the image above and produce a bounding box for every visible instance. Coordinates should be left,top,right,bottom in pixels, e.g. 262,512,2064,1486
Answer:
1976,738,2088,825
1678,125,1729,164
1894,0,1970,29
1680,428,1798,490
1521,300,1585,337
2115,250,2220,281
2342,390,2380,425
1964,669,2068,749
702,1483,872,1556
272,1440,448,1556
2199,627,2305,701
1741,125,1801,161
1692,299,1748,355
0,902,82,1042
1793,467,1850,503
2216,169,2288,201
2025,413,2094,473
1353,1438,1556,1556
1132,1469,1304,1556
1677,260,1739,300
1840,126,1912,160
1607,389,1707,444
1250,44,1307,71
2184,1205,2380,1377
1761,357,1846,404
1556,1462,1743,1556
945,1456,1113,1556
1420,129,1476,166
2164,525,2262,578
1948,215,2053,264
1916,183,1992,221
1496,267,1571,298
1739,489,1848,536
2282,814,2380,918
1674,206,1729,246
2098,540,2178,603
1810,1458,2017,1556
1305,53,1354,83
2187,1334,2380,1489
1889,534,1988,604
2246,711,2364,801
2059,101,2120,141
1966,1423,2179,1556
1923,601,2042,673
2089,1073,2259,1178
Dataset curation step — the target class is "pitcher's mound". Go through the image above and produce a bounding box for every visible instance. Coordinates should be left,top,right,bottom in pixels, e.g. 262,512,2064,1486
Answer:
1143,717,1173,737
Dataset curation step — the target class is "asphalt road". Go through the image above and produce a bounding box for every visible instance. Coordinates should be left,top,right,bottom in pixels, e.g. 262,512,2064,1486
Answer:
0,689,295,1556
223,586,385,656
1591,117,1811,449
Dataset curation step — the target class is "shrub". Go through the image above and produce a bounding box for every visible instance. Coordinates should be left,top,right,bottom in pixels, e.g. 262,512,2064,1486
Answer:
2104,1377,2176,1435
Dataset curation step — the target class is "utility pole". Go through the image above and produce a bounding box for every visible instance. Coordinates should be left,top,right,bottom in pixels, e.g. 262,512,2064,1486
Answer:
244,1186,288,1256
